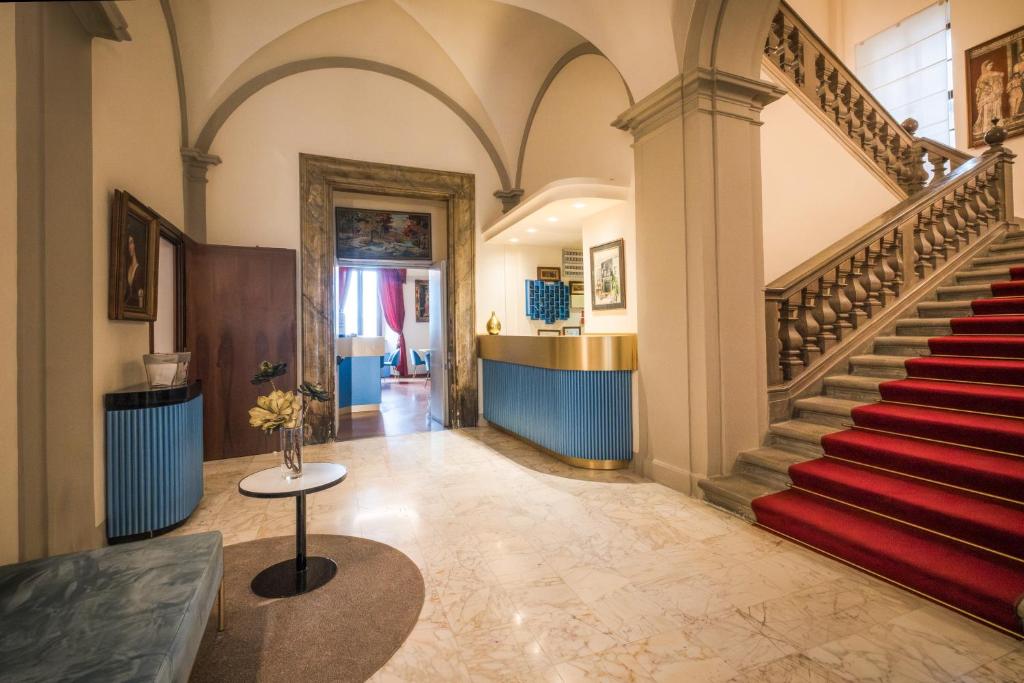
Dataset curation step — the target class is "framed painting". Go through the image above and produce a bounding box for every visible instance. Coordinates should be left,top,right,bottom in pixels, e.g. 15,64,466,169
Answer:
335,207,432,263
537,329,561,337
966,25,1024,148
590,239,626,310
537,266,561,282
109,190,160,321
562,326,581,336
414,279,430,322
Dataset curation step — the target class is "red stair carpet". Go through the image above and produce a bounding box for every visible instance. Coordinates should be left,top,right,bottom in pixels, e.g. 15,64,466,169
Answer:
753,264,1024,636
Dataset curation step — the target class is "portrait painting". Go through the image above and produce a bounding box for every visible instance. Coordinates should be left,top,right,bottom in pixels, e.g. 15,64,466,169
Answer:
414,279,430,323
335,207,432,263
109,190,159,321
966,25,1024,147
590,239,626,310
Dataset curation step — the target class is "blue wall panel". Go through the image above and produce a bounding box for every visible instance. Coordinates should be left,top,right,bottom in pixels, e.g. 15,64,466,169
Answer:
105,396,204,539
482,360,632,463
338,355,383,407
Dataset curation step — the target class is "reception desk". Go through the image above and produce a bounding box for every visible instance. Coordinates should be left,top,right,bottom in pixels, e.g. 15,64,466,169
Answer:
337,336,385,415
479,334,637,469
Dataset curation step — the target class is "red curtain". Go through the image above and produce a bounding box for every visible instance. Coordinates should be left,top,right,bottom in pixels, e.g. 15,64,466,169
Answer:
337,267,352,334
378,269,408,376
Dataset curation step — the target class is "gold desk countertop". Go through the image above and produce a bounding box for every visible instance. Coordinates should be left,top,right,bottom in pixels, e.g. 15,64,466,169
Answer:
477,334,637,372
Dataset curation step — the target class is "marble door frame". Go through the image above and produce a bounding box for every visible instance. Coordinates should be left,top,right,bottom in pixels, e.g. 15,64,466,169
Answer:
299,153,477,443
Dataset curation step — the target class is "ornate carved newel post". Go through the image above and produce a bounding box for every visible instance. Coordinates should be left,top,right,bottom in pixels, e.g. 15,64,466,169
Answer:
181,148,222,243
983,118,1016,226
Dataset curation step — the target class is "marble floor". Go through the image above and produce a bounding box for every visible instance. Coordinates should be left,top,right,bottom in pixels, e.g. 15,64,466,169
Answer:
175,427,1024,682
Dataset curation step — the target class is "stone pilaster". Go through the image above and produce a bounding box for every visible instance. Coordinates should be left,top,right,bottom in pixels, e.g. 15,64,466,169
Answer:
614,68,784,495
493,188,524,213
181,147,221,243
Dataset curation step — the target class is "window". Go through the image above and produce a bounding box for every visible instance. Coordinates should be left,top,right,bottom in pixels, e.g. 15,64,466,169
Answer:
855,1,954,145
338,268,382,336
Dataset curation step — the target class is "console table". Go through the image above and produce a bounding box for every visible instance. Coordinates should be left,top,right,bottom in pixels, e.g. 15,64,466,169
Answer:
105,381,204,541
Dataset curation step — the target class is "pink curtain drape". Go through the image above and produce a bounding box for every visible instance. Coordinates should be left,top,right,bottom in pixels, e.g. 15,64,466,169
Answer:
378,268,408,376
337,267,352,334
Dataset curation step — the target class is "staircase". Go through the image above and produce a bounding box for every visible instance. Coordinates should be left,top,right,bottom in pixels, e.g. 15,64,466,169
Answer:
701,230,1024,635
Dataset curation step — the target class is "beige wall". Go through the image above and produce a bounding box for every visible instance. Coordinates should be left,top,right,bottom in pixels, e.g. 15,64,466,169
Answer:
581,198,637,333
0,4,18,564
520,54,633,196
760,69,900,282
813,0,1024,216
91,0,185,525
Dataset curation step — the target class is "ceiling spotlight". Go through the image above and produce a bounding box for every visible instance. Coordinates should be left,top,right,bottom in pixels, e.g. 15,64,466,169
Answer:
546,216,559,222
572,202,587,209
509,237,520,243
526,228,538,233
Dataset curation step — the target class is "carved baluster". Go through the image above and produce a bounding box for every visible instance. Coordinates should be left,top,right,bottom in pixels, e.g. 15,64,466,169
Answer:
938,196,960,254
848,95,866,146
981,171,1001,222
830,265,854,340
859,247,883,315
835,80,852,133
888,227,905,295
958,184,980,235
816,64,839,123
951,188,972,244
971,175,991,229
813,276,838,352
913,213,934,277
845,255,869,327
874,236,897,303
927,151,948,184
925,203,947,263
786,24,805,86
778,299,805,381
764,11,785,63
796,287,822,368
899,119,927,194
863,110,880,162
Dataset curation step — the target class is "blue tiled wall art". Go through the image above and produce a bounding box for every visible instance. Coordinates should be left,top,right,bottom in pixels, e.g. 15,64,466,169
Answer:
525,279,570,324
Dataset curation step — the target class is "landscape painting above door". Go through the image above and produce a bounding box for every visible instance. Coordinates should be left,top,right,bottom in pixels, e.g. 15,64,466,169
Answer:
335,207,432,263
966,24,1024,147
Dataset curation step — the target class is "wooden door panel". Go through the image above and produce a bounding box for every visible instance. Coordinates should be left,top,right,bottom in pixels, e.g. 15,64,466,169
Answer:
186,243,297,460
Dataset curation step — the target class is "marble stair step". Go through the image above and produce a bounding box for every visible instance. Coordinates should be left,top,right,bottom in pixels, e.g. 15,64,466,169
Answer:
935,283,993,301
971,251,1024,268
916,300,973,318
988,232,1024,252
769,419,839,457
735,446,812,489
956,266,1011,285
823,374,884,402
697,475,776,521
872,335,932,357
849,354,910,378
793,396,864,427
895,317,952,337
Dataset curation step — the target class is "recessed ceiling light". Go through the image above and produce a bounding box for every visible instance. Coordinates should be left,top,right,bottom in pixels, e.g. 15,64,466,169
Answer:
546,216,559,222
509,237,520,243
526,228,537,233
573,202,587,209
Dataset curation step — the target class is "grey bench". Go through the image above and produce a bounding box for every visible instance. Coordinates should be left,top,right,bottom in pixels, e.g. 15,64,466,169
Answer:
0,531,223,683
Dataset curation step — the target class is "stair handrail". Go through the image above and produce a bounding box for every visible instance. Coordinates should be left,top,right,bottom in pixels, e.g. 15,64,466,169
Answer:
764,1,965,195
764,128,1016,386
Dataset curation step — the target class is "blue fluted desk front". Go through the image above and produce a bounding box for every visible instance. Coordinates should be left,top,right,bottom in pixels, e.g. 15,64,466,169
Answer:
105,381,204,541
479,334,636,469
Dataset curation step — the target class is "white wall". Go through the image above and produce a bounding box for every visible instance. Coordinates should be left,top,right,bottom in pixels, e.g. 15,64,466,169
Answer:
402,268,431,366
91,0,185,526
495,244,582,336
520,54,634,196
205,68,503,348
581,198,638,333
0,4,18,564
760,68,900,282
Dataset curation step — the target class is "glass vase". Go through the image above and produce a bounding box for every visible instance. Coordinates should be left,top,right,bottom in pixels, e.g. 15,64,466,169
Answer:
279,426,303,479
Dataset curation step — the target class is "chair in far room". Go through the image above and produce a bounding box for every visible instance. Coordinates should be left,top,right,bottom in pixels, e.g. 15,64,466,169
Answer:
410,349,430,380
381,349,401,378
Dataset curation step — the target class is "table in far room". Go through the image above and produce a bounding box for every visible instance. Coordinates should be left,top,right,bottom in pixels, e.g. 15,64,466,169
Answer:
238,462,347,598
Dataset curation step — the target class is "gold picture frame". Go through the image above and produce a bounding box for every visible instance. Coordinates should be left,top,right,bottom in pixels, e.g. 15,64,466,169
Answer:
108,190,160,321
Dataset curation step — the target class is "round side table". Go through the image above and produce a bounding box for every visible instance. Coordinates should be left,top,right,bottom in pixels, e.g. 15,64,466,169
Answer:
238,462,348,598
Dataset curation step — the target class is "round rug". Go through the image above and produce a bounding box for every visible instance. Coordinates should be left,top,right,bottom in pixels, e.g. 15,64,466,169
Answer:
191,534,424,682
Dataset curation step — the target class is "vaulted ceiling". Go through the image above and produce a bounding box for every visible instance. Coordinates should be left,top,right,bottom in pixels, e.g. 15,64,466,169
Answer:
168,0,675,189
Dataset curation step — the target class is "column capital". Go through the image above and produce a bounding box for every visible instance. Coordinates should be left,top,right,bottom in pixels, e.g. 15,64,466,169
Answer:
493,188,525,213
612,68,785,140
181,148,222,183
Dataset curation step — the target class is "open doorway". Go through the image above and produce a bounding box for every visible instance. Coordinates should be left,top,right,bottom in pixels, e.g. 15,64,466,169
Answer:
334,263,447,440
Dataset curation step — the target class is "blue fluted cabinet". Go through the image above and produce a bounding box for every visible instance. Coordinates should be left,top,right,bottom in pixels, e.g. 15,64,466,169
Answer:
105,382,204,541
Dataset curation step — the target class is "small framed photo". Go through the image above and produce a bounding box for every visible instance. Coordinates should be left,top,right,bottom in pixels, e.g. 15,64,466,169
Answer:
562,326,581,336
537,266,561,282
109,190,160,321
537,329,561,337
590,238,626,311
569,280,584,294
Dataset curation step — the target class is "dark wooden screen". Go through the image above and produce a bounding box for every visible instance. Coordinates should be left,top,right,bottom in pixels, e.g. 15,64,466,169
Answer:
185,243,297,460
